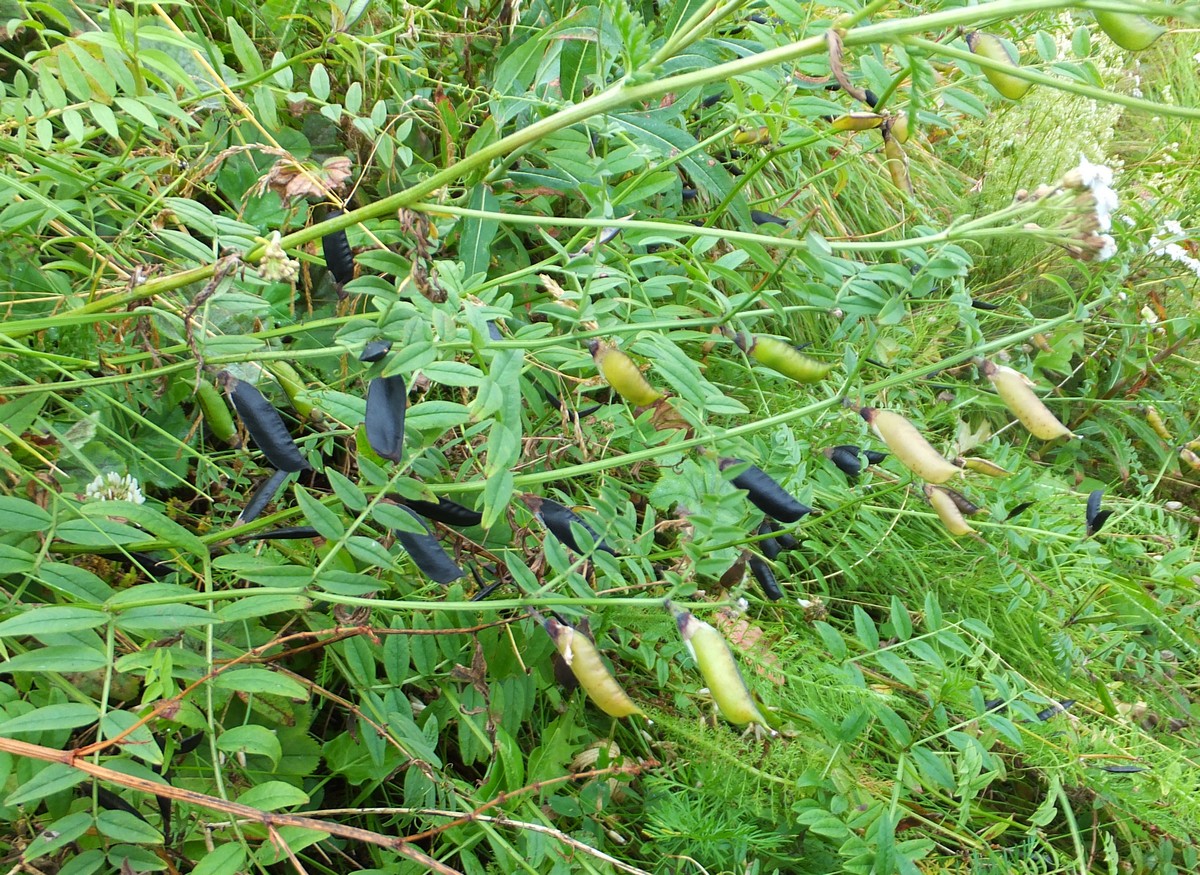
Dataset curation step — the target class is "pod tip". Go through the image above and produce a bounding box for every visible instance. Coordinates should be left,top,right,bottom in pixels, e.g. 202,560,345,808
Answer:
858,406,876,423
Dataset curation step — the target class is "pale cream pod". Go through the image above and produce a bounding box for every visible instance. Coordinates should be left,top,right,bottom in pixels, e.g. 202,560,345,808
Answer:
859,407,961,483
924,485,976,537
979,359,1076,440
545,618,643,719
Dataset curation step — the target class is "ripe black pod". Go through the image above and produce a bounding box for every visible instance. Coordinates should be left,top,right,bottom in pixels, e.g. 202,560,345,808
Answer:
521,494,618,555
359,339,392,363
224,375,311,472
720,458,812,523
403,496,483,528
748,553,783,601
757,520,782,561
237,468,291,525
322,209,355,285
365,375,407,463
1086,489,1112,537
245,526,321,540
393,505,464,584
750,210,788,227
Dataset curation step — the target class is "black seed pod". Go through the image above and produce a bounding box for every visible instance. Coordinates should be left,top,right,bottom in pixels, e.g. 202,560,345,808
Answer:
393,505,464,584
1099,765,1147,773
941,487,982,516
237,469,291,525
824,445,863,481
486,320,503,342
1037,699,1075,721
757,520,782,561
1086,489,1112,537
322,209,355,285
225,375,310,472
1006,501,1035,520
748,554,783,601
521,494,618,555
720,458,812,523
403,497,483,528
365,375,406,463
750,210,788,227
359,339,392,363
245,526,321,541
864,449,889,465
774,530,800,552
971,299,1001,311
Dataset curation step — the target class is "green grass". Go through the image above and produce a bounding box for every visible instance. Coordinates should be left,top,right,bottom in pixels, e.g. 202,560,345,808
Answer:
0,1,1198,873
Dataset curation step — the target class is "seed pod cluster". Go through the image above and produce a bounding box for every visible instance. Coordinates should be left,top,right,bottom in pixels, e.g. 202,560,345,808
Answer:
720,458,813,523
544,617,642,718
747,552,783,601
224,374,311,473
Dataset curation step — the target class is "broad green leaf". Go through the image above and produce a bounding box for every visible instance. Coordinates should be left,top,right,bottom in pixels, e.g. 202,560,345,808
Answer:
0,645,108,673
0,702,99,735
5,762,87,806
113,605,216,633
38,562,114,602
0,606,105,638
217,594,312,622
459,185,498,281
236,781,309,811
191,843,245,875
294,486,344,541
404,401,470,434
101,711,163,766
218,725,282,766
0,497,51,533
54,517,148,547
79,501,206,560
23,811,93,862
212,669,309,700
96,809,162,844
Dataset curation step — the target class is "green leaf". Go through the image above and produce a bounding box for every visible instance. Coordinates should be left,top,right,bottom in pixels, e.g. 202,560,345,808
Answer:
405,401,471,433
226,17,264,75
54,517,149,547
852,606,879,651
890,595,912,641
459,185,499,280
236,781,310,811
212,668,309,700
294,486,344,541
218,725,282,766
113,605,216,633
610,111,750,227
482,469,514,530
0,702,99,735
190,843,245,875
101,711,163,766
37,562,114,602
217,594,312,622
79,501,207,560
23,811,93,862
0,496,51,532
0,645,108,673
96,809,163,844
6,762,88,806
0,606,106,638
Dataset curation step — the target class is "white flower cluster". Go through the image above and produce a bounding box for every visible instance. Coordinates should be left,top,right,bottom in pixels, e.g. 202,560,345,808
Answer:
257,231,300,283
1062,155,1118,261
84,472,145,505
1148,220,1200,280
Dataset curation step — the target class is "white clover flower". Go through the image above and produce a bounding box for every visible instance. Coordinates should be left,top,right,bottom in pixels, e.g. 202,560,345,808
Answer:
1148,221,1200,280
84,473,146,505
257,231,300,283
1095,234,1117,262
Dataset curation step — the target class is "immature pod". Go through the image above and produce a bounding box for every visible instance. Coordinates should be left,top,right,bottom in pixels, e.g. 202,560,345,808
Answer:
719,458,813,523
1182,448,1200,472
224,374,311,472
748,553,784,601
885,112,910,145
195,380,238,446
966,32,1033,100
1145,406,1171,441
859,408,961,483
883,133,912,194
956,456,1012,477
521,494,618,555
830,112,884,132
402,496,483,528
266,361,317,422
365,375,407,463
359,339,392,363
734,332,832,383
588,340,662,407
669,603,768,727
237,469,291,525
322,209,355,286
544,618,643,718
979,359,1076,440
1093,11,1166,51
732,125,771,145
924,484,976,537
393,505,464,584
1086,489,1113,537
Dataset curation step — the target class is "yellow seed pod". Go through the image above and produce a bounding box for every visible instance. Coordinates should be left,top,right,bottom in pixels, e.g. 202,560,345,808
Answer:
886,112,910,145
957,456,1012,477
860,407,961,483
883,134,912,194
545,619,643,719
966,32,1033,101
1093,11,1166,52
925,485,976,537
732,126,771,145
739,333,832,383
677,610,767,726
589,340,662,407
1181,448,1200,472
979,358,1076,440
830,112,884,132
1146,406,1172,442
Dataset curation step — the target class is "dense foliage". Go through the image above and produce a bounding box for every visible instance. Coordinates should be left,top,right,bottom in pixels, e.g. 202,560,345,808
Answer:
0,0,1198,872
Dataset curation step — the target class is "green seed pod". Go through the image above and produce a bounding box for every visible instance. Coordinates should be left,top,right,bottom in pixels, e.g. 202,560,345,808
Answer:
736,332,832,383
266,361,317,423
859,407,961,483
882,133,912,194
966,32,1033,100
589,340,662,406
1093,11,1166,51
924,484,976,537
669,603,768,727
195,380,237,446
979,358,1076,440
544,618,643,719
830,112,884,132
